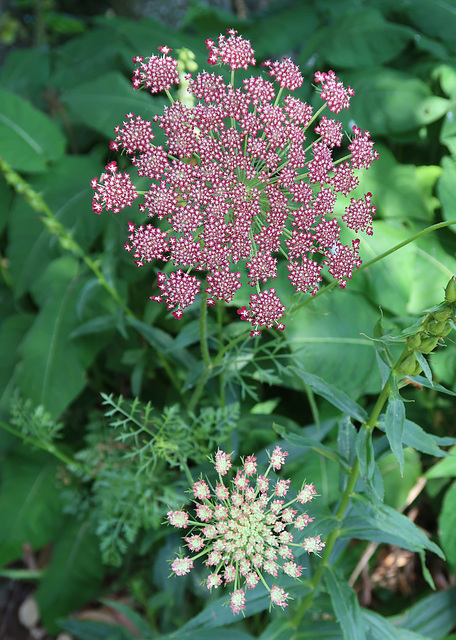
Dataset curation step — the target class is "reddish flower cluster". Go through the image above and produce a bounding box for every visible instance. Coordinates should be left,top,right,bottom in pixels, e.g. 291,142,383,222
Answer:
92,29,379,335
167,447,324,614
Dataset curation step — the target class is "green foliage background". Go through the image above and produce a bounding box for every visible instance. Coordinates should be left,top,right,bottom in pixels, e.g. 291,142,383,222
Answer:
1,0,456,638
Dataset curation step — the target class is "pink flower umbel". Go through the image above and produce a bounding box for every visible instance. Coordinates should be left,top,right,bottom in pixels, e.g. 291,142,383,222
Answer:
166,448,325,614
92,29,378,334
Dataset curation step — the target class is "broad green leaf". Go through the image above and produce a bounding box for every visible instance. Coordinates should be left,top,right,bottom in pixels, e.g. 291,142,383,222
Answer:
324,565,366,640
0,88,66,172
0,449,63,566
289,367,368,423
433,64,456,99
403,0,456,54
0,313,35,420
343,494,445,559
440,113,456,156
52,27,134,89
356,428,376,480
36,519,104,633
345,68,449,135
0,47,50,103
379,449,422,509
285,287,382,396
60,71,163,139
320,8,412,68
244,5,320,59
348,220,456,317
438,156,456,234
7,154,106,297
99,600,153,638
439,483,456,573
385,393,405,474
363,609,431,640
425,446,456,478
17,257,99,418
59,619,134,640
393,587,456,639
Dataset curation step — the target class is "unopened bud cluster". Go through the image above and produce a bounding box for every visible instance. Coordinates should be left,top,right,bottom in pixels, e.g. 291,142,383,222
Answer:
398,276,456,376
91,29,379,336
166,447,324,614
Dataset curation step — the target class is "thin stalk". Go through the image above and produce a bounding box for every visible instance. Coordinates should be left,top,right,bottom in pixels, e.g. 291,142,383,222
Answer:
291,374,394,627
0,420,87,474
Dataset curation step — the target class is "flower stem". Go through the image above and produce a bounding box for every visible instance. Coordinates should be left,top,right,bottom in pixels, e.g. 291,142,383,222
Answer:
291,374,394,627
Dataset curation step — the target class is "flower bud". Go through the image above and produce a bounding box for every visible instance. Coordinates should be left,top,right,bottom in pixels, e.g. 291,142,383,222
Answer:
432,307,452,323
427,320,448,336
439,322,453,337
411,362,423,376
445,276,456,303
407,333,422,349
398,354,418,375
419,336,439,354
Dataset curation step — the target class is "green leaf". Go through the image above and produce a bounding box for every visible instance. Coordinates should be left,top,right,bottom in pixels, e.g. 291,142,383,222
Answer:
0,313,35,419
59,619,134,640
362,609,431,640
7,154,106,297
17,257,99,418
60,71,162,139
324,566,366,640
438,156,456,234
0,449,63,566
285,288,381,396
345,68,449,135
0,47,51,103
385,392,405,474
289,367,368,423
403,0,456,54
283,431,350,470
393,587,456,639
356,427,376,480
439,483,456,572
36,519,104,633
425,447,456,478
99,600,153,639
0,88,66,172
343,494,445,559
320,8,412,68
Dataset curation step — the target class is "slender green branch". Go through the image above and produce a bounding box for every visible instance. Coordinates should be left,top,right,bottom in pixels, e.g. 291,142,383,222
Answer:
291,370,396,626
200,291,211,370
289,218,456,316
0,419,87,474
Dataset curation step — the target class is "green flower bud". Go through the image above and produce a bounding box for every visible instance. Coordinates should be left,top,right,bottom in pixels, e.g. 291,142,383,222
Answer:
398,354,418,375
433,307,452,323
407,333,422,349
419,336,439,354
412,362,423,376
439,322,453,337
445,276,456,303
427,320,447,336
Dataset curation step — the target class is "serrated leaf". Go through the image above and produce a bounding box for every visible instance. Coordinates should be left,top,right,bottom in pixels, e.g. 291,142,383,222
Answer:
289,367,368,423
36,519,104,633
0,88,65,172
0,449,63,566
385,392,405,474
324,566,366,640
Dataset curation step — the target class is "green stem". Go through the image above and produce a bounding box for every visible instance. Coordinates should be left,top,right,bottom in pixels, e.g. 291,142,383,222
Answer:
200,291,211,370
291,374,394,626
0,420,87,474
289,218,456,316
